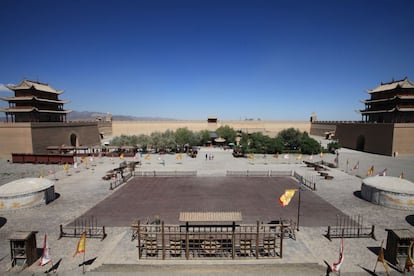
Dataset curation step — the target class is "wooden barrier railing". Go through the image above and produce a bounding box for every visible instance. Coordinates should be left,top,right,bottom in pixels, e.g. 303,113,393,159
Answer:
226,170,292,177
326,214,376,241
59,216,106,240
134,171,197,177
131,220,287,260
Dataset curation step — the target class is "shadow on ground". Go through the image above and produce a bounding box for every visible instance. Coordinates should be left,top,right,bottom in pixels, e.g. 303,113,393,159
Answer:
0,217,6,229
406,215,414,226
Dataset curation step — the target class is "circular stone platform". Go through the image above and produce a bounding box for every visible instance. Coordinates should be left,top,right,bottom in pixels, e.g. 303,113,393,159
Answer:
0,178,55,210
361,176,414,210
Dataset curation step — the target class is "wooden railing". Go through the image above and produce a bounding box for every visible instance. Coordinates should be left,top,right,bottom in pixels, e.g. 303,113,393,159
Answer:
131,220,288,260
59,216,106,240
326,214,376,241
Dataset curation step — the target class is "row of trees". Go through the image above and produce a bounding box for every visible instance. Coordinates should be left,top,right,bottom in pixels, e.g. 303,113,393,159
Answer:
109,126,335,155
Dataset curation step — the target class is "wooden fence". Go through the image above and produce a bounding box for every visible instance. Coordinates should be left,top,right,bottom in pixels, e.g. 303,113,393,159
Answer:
326,214,376,241
226,170,292,177
59,216,106,240
292,171,316,191
131,221,286,260
134,171,197,177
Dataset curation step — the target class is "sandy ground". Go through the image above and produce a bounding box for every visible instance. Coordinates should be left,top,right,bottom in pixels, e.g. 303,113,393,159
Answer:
0,143,414,275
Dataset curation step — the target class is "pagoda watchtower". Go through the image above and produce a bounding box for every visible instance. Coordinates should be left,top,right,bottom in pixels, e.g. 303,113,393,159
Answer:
358,77,414,123
1,79,71,122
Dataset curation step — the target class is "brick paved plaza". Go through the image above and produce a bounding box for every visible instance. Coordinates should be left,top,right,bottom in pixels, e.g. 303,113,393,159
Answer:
78,176,345,227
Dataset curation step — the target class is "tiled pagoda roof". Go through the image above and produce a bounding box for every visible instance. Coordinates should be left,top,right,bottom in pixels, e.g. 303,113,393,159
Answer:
0,96,69,104
6,79,63,94
367,77,414,94
0,107,72,113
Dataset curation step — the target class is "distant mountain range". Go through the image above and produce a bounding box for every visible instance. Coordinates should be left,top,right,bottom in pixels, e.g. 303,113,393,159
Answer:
67,111,176,121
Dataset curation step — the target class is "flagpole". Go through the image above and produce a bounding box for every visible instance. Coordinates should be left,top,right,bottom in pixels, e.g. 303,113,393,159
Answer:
297,176,302,231
83,251,85,274
373,240,384,272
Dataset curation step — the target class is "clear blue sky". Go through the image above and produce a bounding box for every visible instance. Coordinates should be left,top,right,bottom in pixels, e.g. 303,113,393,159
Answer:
1,0,413,121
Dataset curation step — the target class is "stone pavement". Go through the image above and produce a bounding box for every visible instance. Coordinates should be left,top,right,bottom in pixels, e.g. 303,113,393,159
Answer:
0,142,413,275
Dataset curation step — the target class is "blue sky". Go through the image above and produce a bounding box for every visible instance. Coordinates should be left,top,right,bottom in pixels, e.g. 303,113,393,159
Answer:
1,0,413,121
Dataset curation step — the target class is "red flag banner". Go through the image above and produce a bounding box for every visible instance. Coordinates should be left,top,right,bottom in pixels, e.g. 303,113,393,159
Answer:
331,238,344,273
351,161,359,171
73,231,86,257
376,168,387,176
278,189,297,207
38,233,52,266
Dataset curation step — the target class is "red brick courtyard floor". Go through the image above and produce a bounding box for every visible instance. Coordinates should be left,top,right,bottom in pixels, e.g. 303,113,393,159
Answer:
77,176,345,227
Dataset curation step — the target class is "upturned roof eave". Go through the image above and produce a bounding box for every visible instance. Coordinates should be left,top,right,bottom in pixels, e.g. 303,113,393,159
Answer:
6,80,64,94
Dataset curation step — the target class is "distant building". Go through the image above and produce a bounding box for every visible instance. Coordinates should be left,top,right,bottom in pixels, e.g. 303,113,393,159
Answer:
358,77,414,123
0,79,100,157
311,77,414,156
1,79,72,123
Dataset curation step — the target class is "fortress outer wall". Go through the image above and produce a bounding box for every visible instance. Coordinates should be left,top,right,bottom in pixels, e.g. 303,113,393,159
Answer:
0,122,101,158
111,120,310,137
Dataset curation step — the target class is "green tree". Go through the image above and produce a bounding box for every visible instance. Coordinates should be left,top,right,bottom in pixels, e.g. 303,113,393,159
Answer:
175,128,193,146
268,137,284,154
160,130,176,150
198,130,211,146
216,125,237,144
277,128,302,150
327,141,341,153
300,132,321,154
136,134,151,150
150,132,162,149
238,132,250,153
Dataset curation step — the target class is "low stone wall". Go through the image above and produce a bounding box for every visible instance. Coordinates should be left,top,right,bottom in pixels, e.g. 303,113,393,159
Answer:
361,176,414,210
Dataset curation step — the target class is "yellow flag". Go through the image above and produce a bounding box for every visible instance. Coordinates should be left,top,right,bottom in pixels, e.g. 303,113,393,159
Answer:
405,241,414,272
39,169,44,178
320,152,324,158
278,189,297,207
145,154,151,160
400,171,404,179
274,153,279,159
176,153,182,160
297,154,302,160
73,231,86,257
119,153,124,160
367,165,374,176
377,246,391,276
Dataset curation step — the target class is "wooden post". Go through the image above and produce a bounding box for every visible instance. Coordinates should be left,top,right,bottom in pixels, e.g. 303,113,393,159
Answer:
162,221,165,260
185,222,189,260
327,226,331,241
371,225,376,240
59,224,63,239
232,221,235,259
102,226,106,240
280,225,284,258
137,220,141,259
256,221,260,259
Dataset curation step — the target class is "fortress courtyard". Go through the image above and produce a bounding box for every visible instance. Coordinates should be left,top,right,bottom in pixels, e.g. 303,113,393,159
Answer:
0,139,414,275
